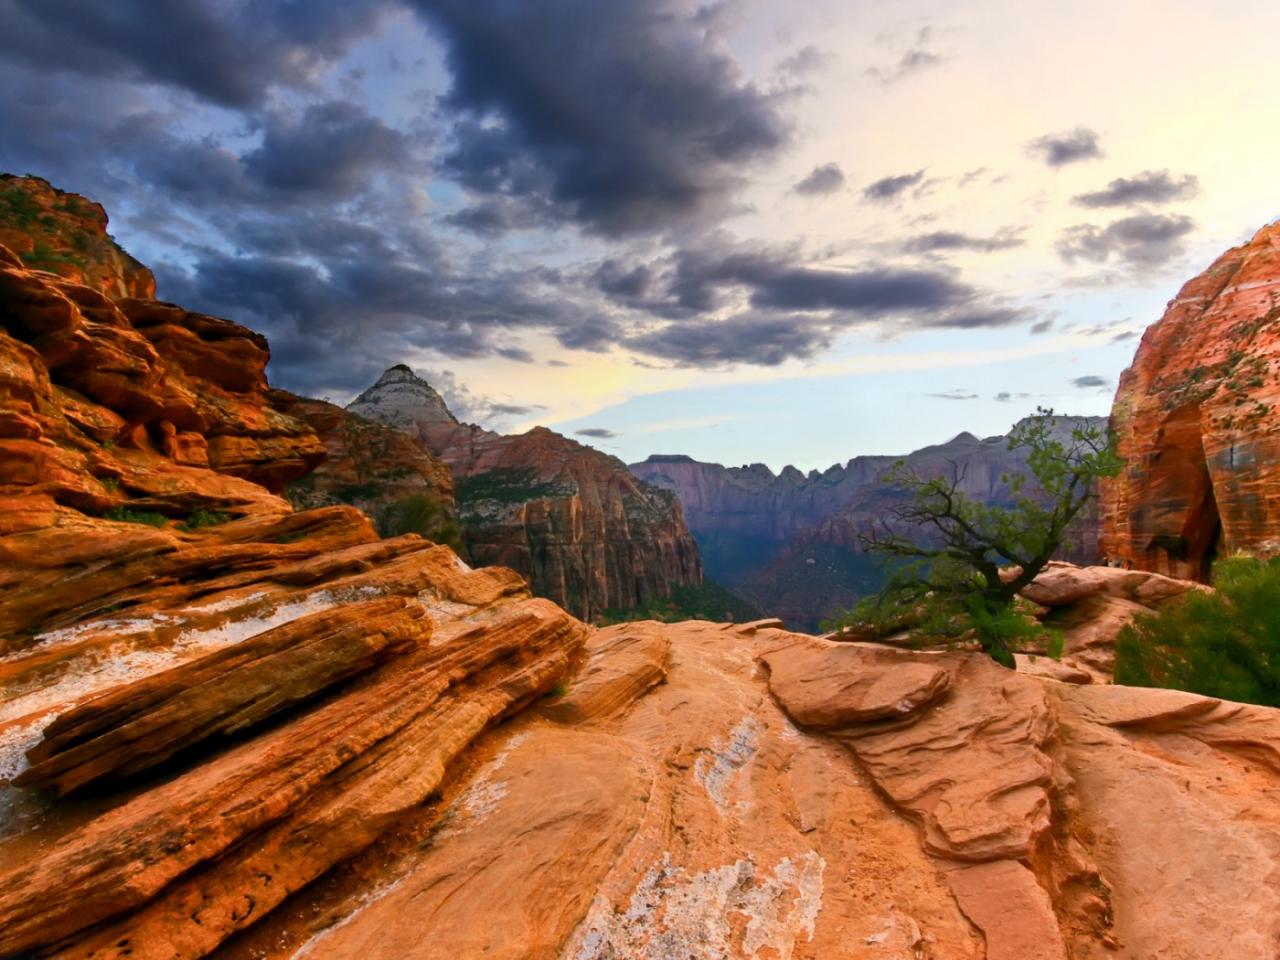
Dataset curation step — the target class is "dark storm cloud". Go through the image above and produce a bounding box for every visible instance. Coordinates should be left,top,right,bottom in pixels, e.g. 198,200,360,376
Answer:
629,313,837,366
0,0,394,107
863,169,926,202
575,427,619,439
1071,170,1199,208
793,163,846,196
1057,213,1195,267
1070,375,1109,389
1026,127,1103,166
615,242,1029,367
412,0,789,235
0,0,1040,390
902,228,1024,254
243,101,414,198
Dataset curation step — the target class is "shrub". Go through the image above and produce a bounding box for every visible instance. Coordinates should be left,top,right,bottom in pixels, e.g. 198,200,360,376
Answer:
1115,556,1280,706
180,508,232,530
104,506,169,528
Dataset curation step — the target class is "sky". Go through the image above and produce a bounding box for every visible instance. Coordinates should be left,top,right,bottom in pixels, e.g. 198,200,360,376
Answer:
3,0,1279,470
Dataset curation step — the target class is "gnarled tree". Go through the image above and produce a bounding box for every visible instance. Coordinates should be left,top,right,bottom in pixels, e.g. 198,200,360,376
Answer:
855,409,1121,665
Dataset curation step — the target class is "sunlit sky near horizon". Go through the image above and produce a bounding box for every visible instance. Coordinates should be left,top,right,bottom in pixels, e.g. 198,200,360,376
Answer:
3,0,1278,470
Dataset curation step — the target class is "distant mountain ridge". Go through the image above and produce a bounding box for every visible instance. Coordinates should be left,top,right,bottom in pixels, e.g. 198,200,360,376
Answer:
349,366,703,621
632,417,1105,630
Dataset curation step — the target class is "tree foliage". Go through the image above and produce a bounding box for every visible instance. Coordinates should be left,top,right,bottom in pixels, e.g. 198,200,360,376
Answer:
1115,556,1280,706
843,409,1121,665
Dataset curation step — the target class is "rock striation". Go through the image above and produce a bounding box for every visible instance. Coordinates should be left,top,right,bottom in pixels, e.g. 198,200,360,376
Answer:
349,365,703,621
636,420,1104,631
1102,220,1280,578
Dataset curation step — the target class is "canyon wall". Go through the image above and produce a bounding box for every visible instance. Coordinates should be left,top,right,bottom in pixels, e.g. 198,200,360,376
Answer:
1102,220,1280,578
635,420,1104,631
349,365,703,621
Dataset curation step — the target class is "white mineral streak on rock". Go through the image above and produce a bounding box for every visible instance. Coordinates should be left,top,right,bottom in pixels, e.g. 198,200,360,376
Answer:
694,716,761,811
567,850,825,960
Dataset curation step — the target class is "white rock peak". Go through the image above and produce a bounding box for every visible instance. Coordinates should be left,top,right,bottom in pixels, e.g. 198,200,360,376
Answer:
347,364,459,430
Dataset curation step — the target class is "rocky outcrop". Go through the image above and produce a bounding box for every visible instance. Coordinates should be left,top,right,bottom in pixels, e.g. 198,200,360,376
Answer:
0,216,587,957
637,420,1104,632
0,244,326,529
60,614,1266,960
349,365,703,621
279,394,460,548
0,507,586,959
1102,221,1280,578
0,175,155,299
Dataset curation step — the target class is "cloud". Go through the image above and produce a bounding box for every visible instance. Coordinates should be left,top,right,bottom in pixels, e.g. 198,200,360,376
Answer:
242,100,414,199
1029,318,1054,334
0,0,394,108
1057,213,1195,267
1070,375,1109,389
1072,170,1199,208
792,163,845,196
994,391,1031,403
1026,127,1103,166
618,243,1028,366
902,228,1024,254
776,45,828,79
414,0,789,235
863,169,926,202
867,29,943,84
575,427,618,439
927,389,979,400
488,402,541,416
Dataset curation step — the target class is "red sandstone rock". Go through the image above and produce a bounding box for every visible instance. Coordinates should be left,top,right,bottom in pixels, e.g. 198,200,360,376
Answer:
0,174,155,298
1103,221,1280,578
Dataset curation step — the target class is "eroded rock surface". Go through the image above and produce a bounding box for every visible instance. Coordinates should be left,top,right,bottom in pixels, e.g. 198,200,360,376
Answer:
1102,220,1280,578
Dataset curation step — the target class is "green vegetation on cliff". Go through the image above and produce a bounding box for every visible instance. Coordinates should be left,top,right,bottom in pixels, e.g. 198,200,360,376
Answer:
597,579,761,626
1116,555,1280,706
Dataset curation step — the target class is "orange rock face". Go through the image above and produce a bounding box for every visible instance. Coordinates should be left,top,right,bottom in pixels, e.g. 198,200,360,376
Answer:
0,243,324,524
0,175,156,298
1102,221,1280,578
349,365,703,621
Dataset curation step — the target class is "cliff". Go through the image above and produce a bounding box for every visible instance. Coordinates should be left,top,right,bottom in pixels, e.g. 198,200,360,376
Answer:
636,419,1104,631
349,366,703,621
1102,220,1280,578
0,174,155,299
280,394,461,549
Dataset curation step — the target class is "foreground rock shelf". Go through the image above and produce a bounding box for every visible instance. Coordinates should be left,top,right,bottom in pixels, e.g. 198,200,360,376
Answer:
7,598,1276,958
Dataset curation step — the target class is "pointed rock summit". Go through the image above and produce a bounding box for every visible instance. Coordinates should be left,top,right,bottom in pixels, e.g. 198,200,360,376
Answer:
348,364,459,433
345,365,703,621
